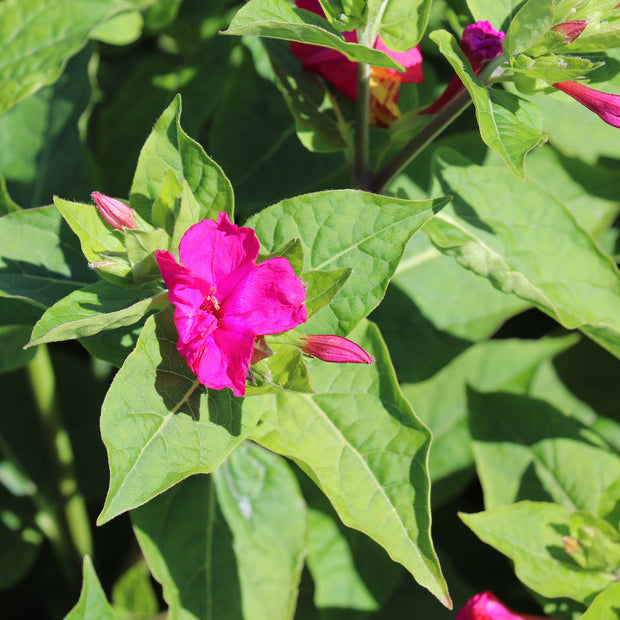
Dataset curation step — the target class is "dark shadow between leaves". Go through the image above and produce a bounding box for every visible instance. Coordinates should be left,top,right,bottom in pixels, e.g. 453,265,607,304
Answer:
153,309,243,435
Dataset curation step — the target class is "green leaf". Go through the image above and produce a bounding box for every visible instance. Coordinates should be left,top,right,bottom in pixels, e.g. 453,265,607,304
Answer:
0,176,21,215
468,390,620,512
258,237,305,277
460,501,617,604
302,268,351,318
426,150,620,359
129,95,234,225
28,281,165,347
0,47,95,209
64,556,119,620
222,0,404,70
111,562,158,619
151,168,182,231
0,0,134,117
579,582,620,619
512,53,601,84
367,0,432,51
248,320,451,607
125,228,171,282
90,11,144,45
504,0,582,57
79,321,145,368
0,299,42,373
247,190,450,335
393,232,529,341
402,336,577,506
132,475,244,620
214,444,307,620
599,475,620,529
430,29,546,178
0,205,97,308
246,344,313,396
98,309,263,524
144,0,183,31
466,0,519,30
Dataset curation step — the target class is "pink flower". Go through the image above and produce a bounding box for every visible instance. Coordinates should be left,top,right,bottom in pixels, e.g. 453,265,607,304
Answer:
552,80,620,128
551,20,588,43
422,21,504,115
290,0,423,126
455,591,558,620
156,213,307,397
91,192,136,230
301,335,374,364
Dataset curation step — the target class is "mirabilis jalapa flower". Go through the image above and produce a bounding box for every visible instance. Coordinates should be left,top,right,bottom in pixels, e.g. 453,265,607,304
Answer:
91,191,137,230
290,0,423,126
156,213,374,397
455,591,559,620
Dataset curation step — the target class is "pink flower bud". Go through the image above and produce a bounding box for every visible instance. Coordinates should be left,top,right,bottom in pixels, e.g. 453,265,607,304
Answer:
551,20,588,43
461,21,505,73
91,192,136,230
301,335,374,364
553,80,620,128
455,591,560,620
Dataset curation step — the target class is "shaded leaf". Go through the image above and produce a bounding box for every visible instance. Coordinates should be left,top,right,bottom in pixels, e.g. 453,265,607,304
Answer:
64,556,119,620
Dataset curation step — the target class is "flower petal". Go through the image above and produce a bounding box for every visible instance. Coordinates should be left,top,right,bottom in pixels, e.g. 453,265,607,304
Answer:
222,257,307,336
553,80,620,128
196,329,255,397
178,213,260,289
372,39,424,83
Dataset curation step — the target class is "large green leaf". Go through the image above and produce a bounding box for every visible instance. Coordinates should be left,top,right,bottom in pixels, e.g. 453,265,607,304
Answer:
367,0,431,51
0,206,97,308
402,336,576,507
222,0,404,70
0,47,95,209
466,0,523,31
64,556,119,620
425,150,620,359
98,309,264,524
129,95,234,225
247,190,450,335
461,501,617,604
214,444,307,620
28,281,165,347
579,582,620,619
0,0,133,117
430,29,546,178
248,320,451,607
468,390,620,512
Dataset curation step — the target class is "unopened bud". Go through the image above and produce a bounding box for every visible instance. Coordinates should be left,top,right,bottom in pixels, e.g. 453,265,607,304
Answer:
562,536,582,554
91,191,136,230
552,20,588,43
301,335,374,364
250,336,275,365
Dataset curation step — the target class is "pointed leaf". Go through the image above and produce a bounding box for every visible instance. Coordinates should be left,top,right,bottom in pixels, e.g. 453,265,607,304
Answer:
98,309,263,524
248,320,451,607
460,501,617,604
246,344,313,396
367,0,432,51
579,582,620,620
468,390,620,512
430,29,546,178
425,151,620,359
222,0,404,70
64,556,119,620
0,205,97,308
111,562,158,619
214,444,307,620
303,268,351,318
129,95,234,225
247,190,450,335
258,238,305,277
0,0,134,117
29,281,165,347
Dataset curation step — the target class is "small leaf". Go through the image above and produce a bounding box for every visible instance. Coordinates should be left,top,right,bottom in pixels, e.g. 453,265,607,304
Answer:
430,29,546,177
124,228,171,282
64,556,119,620
599,475,620,529
258,237,305,277
246,344,313,396
98,309,263,524
111,562,158,619
579,582,620,619
151,168,182,231
222,0,404,70
302,267,351,318
29,281,165,347
511,53,601,84
461,501,617,604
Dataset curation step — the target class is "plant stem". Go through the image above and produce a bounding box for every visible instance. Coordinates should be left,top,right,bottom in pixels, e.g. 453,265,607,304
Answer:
353,29,372,188
27,345,93,585
368,88,472,193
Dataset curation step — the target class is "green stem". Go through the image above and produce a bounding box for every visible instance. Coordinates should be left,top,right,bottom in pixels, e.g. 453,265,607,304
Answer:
27,345,93,584
368,88,472,193
353,27,373,189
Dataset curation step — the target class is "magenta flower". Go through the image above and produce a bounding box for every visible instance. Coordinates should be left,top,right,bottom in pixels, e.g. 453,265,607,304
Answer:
290,0,423,126
301,335,374,364
91,192,136,230
552,80,620,128
455,591,558,620
422,21,505,115
156,213,307,397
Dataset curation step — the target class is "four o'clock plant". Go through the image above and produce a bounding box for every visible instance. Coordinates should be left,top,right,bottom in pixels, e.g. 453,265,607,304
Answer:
1,0,620,618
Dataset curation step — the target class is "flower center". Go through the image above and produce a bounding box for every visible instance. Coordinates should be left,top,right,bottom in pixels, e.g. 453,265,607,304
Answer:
200,286,221,315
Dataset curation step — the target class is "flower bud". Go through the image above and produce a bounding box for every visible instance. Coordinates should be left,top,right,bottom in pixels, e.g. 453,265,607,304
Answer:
551,20,588,43
553,80,620,128
455,591,559,620
91,191,136,230
301,335,374,364
461,21,505,73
